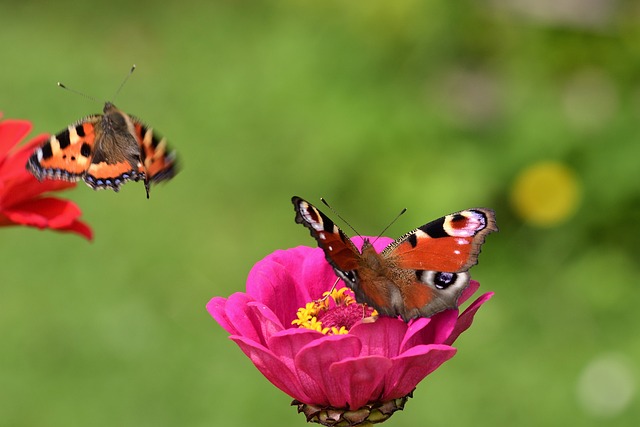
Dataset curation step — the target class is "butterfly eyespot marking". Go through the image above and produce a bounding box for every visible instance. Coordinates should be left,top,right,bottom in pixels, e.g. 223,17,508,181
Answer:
291,197,496,321
443,210,488,237
434,272,457,289
452,213,465,222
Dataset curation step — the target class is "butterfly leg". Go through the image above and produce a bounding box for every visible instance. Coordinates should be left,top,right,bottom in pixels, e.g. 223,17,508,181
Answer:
144,176,150,199
361,303,378,323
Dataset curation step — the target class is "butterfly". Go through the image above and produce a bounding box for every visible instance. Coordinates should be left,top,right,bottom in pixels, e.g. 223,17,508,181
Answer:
292,196,497,321
26,102,177,198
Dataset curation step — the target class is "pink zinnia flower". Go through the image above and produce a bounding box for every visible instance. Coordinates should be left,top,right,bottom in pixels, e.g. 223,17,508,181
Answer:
208,237,493,426
0,113,92,240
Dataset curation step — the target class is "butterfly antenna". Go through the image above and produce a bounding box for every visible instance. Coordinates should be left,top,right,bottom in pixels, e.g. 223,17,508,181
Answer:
320,197,362,238
373,207,407,244
57,82,99,104
112,64,136,100
313,278,340,304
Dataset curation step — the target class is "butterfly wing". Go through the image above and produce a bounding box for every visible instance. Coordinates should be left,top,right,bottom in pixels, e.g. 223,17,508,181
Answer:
292,196,361,274
26,116,101,183
382,208,497,319
383,208,497,271
131,118,178,198
26,103,177,198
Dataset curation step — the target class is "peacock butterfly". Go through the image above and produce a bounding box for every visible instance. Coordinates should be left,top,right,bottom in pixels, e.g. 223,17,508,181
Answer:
292,196,497,321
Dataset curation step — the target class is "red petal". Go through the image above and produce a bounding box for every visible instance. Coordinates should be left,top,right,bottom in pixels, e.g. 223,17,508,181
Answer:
0,119,31,160
57,219,93,241
3,197,81,229
1,176,76,208
0,133,49,180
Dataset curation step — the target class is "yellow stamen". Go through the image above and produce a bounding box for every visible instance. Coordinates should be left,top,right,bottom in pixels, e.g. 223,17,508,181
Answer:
292,286,377,335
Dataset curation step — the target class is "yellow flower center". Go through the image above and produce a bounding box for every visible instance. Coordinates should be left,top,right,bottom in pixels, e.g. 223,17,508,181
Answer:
292,286,377,335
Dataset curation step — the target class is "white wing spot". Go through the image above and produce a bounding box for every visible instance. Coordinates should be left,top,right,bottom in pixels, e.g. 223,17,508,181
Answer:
301,207,324,231
328,245,333,251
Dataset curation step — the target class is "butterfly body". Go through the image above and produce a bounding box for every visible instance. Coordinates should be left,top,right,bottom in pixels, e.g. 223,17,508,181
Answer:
27,102,177,198
292,196,497,321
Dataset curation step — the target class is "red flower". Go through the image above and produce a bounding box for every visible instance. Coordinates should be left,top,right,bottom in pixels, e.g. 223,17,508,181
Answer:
0,113,92,240
208,237,493,426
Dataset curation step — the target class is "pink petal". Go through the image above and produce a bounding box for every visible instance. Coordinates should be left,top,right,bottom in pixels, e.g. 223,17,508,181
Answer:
329,356,392,410
246,247,336,326
400,280,484,350
458,279,480,305
0,119,31,159
224,294,264,342
267,328,328,404
401,308,460,351
208,295,284,346
295,334,362,408
444,292,494,346
382,344,457,400
246,301,285,342
209,293,264,342
244,252,301,324
349,317,407,358
207,296,239,335
230,335,312,402
268,328,322,370
350,236,393,252
243,238,394,328
400,317,431,351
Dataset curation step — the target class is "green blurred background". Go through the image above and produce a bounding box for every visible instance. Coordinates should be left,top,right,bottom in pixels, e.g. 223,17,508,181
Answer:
1,0,639,426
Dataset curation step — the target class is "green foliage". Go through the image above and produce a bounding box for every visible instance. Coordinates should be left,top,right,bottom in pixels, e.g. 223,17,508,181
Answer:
1,0,639,426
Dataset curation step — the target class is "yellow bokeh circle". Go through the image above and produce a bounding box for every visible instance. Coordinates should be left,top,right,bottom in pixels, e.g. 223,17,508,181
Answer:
510,161,582,227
